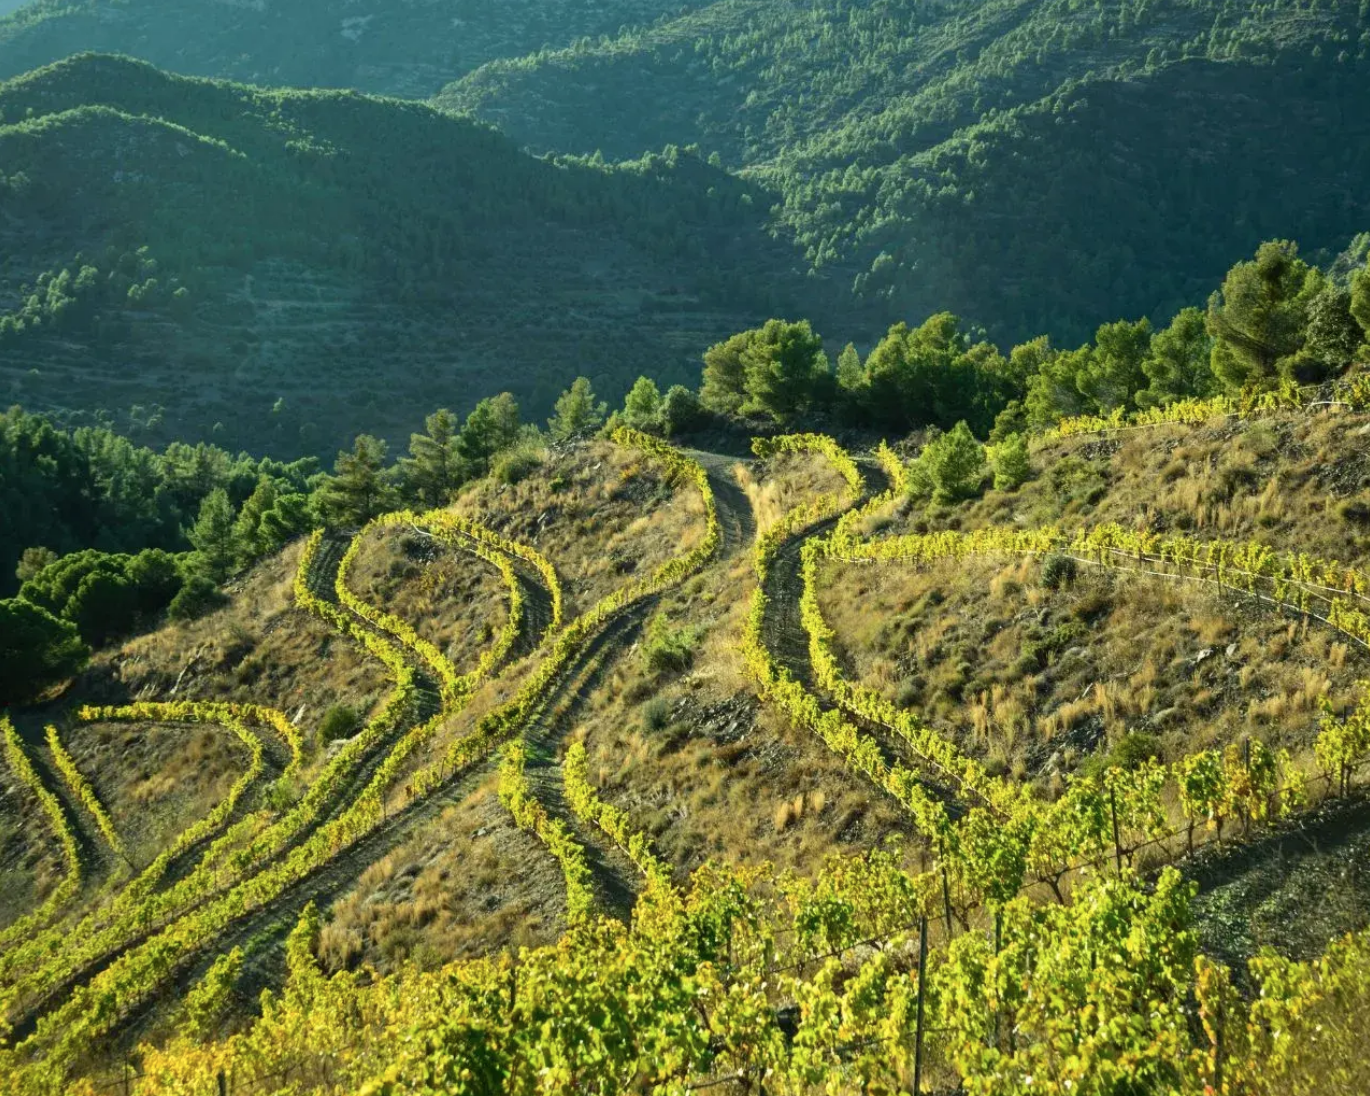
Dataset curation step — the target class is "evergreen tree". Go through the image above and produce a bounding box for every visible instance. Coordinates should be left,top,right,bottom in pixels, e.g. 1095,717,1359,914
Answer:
622,376,663,430
919,421,986,503
1077,318,1152,412
835,343,864,392
258,494,313,552
187,488,239,584
457,393,521,478
400,409,463,506
548,378,607,441
15,546,58,585
699,331,749,414
1139,308,1215,408
232,477,280,567
0,598,88,706
1024,344,1092,428
1301,284,1362,377
865,314,1006,433
737,319,827,423
1352,268,1370,341
661,385,702,437
992,433,1032,491
315,436,393,528
1006,336,1057,392
1207,240,1320,390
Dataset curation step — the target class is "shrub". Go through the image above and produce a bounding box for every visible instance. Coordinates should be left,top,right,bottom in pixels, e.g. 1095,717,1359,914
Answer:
1040,553,1079,589
642,696,672,732
1338,496,1370,527
168,575,228,622
318,705,362,744
1080,731,1162,779
642,613,698,674
492,444,543,485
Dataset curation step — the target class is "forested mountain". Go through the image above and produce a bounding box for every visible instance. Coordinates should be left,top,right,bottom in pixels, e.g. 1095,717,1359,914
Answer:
0,54,842,455
0,0,709,96
439,0,1370,345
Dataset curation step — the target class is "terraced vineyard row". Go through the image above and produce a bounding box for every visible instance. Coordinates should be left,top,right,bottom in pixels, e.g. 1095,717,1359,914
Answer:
748,428,1370,923
0,427,721,1089
3,412,1370,1094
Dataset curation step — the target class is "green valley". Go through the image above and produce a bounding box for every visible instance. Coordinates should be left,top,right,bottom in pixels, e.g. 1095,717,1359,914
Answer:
0,53,844,455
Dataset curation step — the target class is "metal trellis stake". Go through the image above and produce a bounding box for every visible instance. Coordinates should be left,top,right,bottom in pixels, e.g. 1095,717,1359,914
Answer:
912,915,928,1096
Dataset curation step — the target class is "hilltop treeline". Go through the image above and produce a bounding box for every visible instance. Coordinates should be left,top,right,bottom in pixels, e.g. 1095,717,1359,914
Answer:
4,232,1366,700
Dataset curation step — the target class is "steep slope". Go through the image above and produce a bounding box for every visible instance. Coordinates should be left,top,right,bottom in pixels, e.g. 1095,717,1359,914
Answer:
0,54,843,456
438,0,1370,344
0,0,710,96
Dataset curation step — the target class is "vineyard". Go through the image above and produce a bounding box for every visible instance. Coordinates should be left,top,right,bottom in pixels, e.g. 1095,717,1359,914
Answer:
2,407,1370,1094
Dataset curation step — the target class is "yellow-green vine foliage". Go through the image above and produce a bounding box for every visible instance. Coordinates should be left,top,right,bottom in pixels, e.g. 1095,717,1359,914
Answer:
44,725,126,863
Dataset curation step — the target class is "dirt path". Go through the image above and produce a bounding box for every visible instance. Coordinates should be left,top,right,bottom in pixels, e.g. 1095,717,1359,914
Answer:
1188,793,1370,981
683,449,756,557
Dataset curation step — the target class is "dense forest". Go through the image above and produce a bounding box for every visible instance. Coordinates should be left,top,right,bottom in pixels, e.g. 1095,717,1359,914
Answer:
1,1,1368,458
0,0,711,94
441,0,1370,344
0,54,842,456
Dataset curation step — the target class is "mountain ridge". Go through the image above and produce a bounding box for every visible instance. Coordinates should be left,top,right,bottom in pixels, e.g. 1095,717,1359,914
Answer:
0,52,849,457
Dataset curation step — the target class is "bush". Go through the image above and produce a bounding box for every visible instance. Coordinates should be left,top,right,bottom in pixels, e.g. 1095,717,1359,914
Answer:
1040,553,1079,589
642,696,672,732
642,613,697,674
492,444,543,485
318,704,362,744
1080,731,1162,779
1338,496,1370,527
168,575,227,622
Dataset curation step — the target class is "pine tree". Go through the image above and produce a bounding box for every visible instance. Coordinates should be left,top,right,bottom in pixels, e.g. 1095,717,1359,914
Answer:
232,476,280,567
0,598,88,705
548,378,607,441
992,433,1032,491
836,343,864,392
400,409,463,506
1302,284,1362,375
187,488,239,584
316,435,393,528
1077,318,1152,412
699,331,749,414
920,421,986,503
457,393,522,477
1207,240,1320,390
259,494,313,552
622,376,663,430
1138,308,1214,408
1352,268,1370,341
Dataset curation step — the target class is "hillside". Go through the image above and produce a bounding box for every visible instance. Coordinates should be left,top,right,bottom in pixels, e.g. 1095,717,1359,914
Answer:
4,397,1370,1091
0,54,843,456
439,0,1370,344
0,0,710,96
